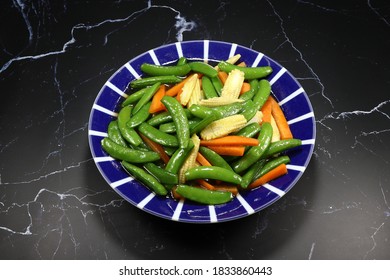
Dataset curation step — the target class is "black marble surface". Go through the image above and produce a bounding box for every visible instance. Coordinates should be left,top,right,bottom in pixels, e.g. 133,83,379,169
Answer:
1,0,390,260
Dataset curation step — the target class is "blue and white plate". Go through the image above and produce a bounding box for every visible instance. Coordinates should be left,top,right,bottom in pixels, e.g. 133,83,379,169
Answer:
88,40,316,223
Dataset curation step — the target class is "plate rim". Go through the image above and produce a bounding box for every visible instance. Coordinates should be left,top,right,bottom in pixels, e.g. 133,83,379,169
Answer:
88,39,316,224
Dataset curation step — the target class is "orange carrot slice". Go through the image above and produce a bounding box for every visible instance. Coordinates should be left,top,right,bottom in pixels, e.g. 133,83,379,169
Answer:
270,97,293,139
207,145,245,156
248,163,288,189
200,135,259,147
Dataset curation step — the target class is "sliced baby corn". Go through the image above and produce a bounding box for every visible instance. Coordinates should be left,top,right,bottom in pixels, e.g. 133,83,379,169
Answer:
198,96,244,107
214,54,242,71
200,114,247,140
270,115,281,142
178,134,200,183
220,69,245,99
226,54,241,65
246,111,263,126
187,77,203,108
180,74,198,106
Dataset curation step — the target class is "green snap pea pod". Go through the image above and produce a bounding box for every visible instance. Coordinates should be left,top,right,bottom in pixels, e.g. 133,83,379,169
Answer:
198,146,234,172
253,155,291,182
212,101,246,119
144,162,178,185
188,61,218,78
140,63,191,77
201,76,218,99
232,122,273,174
188,104,214,119
253,79,271,111
165,141,194,174
241,100,258,121
159,119,199,134
241,159,266,189
261,139,302,159
211,75,223,96
175,185,233,205
163,146,177,156
184,166,242,185
235,122,261,138
138,122,179,147
176,57,187,66
121,161,167,196
217,61,273,80
240,79,259,101
122,88,147,107
147,109,191,126
118,105,142,146
133,82,160,115
101,138,160,163
130,75,182,89
107,120,128,147
161,95,190,149
189,114,218,136
127,101,151,128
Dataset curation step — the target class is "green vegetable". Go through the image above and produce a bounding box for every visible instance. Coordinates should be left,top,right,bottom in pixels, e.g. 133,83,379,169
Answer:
127,101,151,128
133,82,160,114
101,137,160,163
138,122,179,147
140,63,191,77
201,76,219,99
252,79,271,111
144,162,178,185
107,120,127,147
165,141,194,174
253,156,291,182
175,185,233,205
199,146,234,172
261,139,302,158
161,96,190,149
232,122,273,173
188,61,218,78
117,105,142,146
240,79,259,101
122,88,147,107
218,61,273,80
130,75,182,88
184,166,242,185
122,161,168,195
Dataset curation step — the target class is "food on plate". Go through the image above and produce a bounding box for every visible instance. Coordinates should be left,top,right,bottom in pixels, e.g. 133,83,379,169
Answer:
101,56,301,205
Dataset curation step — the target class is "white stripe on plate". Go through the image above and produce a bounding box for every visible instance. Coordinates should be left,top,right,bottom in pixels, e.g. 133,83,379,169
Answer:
236,193,255,215
251,52,264,67
88,130,108,137
278,87,304,106
93,156,114,163
269,67,287,85
203,40,209,62
263,183,285,197
209,205,217,223
287,164,306,172
175,42,183,58
172,199,184,221
92,104,118,117
137,192,155,209
110,177,134,188
301,139,316,145
124,63,141,80
229,43,237,58
105,81,128,98
287,112,315,125
148,50,160,65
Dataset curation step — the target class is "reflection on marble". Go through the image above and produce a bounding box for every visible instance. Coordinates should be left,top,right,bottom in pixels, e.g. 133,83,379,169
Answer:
1,0,389,259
